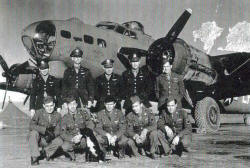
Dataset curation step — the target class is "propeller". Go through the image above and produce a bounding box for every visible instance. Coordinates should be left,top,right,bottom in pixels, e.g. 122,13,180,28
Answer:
117,9,192,75
0,55,36,108
2,79,8,109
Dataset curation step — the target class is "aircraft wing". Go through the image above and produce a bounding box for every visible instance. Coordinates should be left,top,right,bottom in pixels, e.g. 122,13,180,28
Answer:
210,52,250,77
209,52,250,98
0,82,30,95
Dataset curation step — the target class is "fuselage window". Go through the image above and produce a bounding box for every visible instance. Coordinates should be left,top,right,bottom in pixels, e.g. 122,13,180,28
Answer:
61,30,71,39
97,39,106,48
115,26,125,35
84,35,94,44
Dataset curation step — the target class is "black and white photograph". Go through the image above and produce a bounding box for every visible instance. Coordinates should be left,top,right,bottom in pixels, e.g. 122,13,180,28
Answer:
0,0,250,167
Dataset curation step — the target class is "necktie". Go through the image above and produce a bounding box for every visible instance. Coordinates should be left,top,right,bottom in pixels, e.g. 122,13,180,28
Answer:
48,114,51,123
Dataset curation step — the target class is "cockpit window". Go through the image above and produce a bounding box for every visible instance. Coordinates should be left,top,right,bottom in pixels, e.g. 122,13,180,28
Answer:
115,26,126,35
96,24,116,30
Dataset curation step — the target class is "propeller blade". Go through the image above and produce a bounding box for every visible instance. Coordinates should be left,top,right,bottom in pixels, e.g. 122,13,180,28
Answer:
148,8,192,53
164,8,192,44
23,95,30,105
0,55,10,73
1,79,8,109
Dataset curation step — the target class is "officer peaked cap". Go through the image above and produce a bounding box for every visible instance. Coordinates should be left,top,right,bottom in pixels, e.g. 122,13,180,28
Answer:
128,52,141,62
101,59,114,68
38,60,49,70
70,47,83,57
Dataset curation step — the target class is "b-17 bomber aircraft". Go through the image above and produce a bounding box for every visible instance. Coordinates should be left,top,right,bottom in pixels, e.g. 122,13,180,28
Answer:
0,9,250,133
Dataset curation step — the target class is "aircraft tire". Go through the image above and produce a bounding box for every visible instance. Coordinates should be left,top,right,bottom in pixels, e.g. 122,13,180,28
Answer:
194,97,220,133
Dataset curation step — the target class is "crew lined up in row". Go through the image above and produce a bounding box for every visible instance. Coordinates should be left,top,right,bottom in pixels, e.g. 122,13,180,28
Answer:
30,47,185,116
28,47,191,165
29,94,192,165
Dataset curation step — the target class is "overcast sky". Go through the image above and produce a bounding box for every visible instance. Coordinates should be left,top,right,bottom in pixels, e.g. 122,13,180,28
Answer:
0,0,249,102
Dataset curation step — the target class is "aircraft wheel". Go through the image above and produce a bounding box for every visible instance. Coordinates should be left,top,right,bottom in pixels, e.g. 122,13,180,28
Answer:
194,97,220,133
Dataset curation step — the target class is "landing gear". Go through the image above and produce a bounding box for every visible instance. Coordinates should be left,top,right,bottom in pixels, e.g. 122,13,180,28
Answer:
194,97,221,133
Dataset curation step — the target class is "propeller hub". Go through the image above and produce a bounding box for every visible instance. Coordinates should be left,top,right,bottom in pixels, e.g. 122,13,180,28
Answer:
2,72,6,77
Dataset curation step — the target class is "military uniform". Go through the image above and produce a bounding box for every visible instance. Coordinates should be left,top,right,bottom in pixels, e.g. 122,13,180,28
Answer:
62,66,95,106
156,71,185,108
95,73,122,110
59,109,95,158
95,108,127,153
157,109,192,155
28,108,62,158
126,106,158,156
30,74,62,110
122,67,152,109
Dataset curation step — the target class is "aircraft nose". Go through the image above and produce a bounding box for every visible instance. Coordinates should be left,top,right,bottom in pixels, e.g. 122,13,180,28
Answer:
21,21,56,61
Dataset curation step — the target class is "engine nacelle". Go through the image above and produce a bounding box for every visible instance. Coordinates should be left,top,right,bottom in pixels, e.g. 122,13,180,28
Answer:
147,38,217,86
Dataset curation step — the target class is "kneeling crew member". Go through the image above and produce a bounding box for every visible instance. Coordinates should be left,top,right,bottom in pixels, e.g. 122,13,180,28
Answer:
60,95,95,161
95,96,127,158
126,95,158,159
157,96,192,156
28,96,62,165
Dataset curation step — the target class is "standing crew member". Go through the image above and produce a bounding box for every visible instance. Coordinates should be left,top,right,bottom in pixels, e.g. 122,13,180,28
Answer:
155,52,185,109
122,52,152,113
30,61,62,117
28,96,62,165
95,59,122,111
157,96,192,156
62,47,95,108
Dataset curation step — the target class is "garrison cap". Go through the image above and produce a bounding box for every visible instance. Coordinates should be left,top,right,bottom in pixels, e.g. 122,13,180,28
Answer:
104,95,116,103
43,96,54,104
38,60,49,70
70,47,83,57
101,59,114,68
130,95,141,104
128,52,141,62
